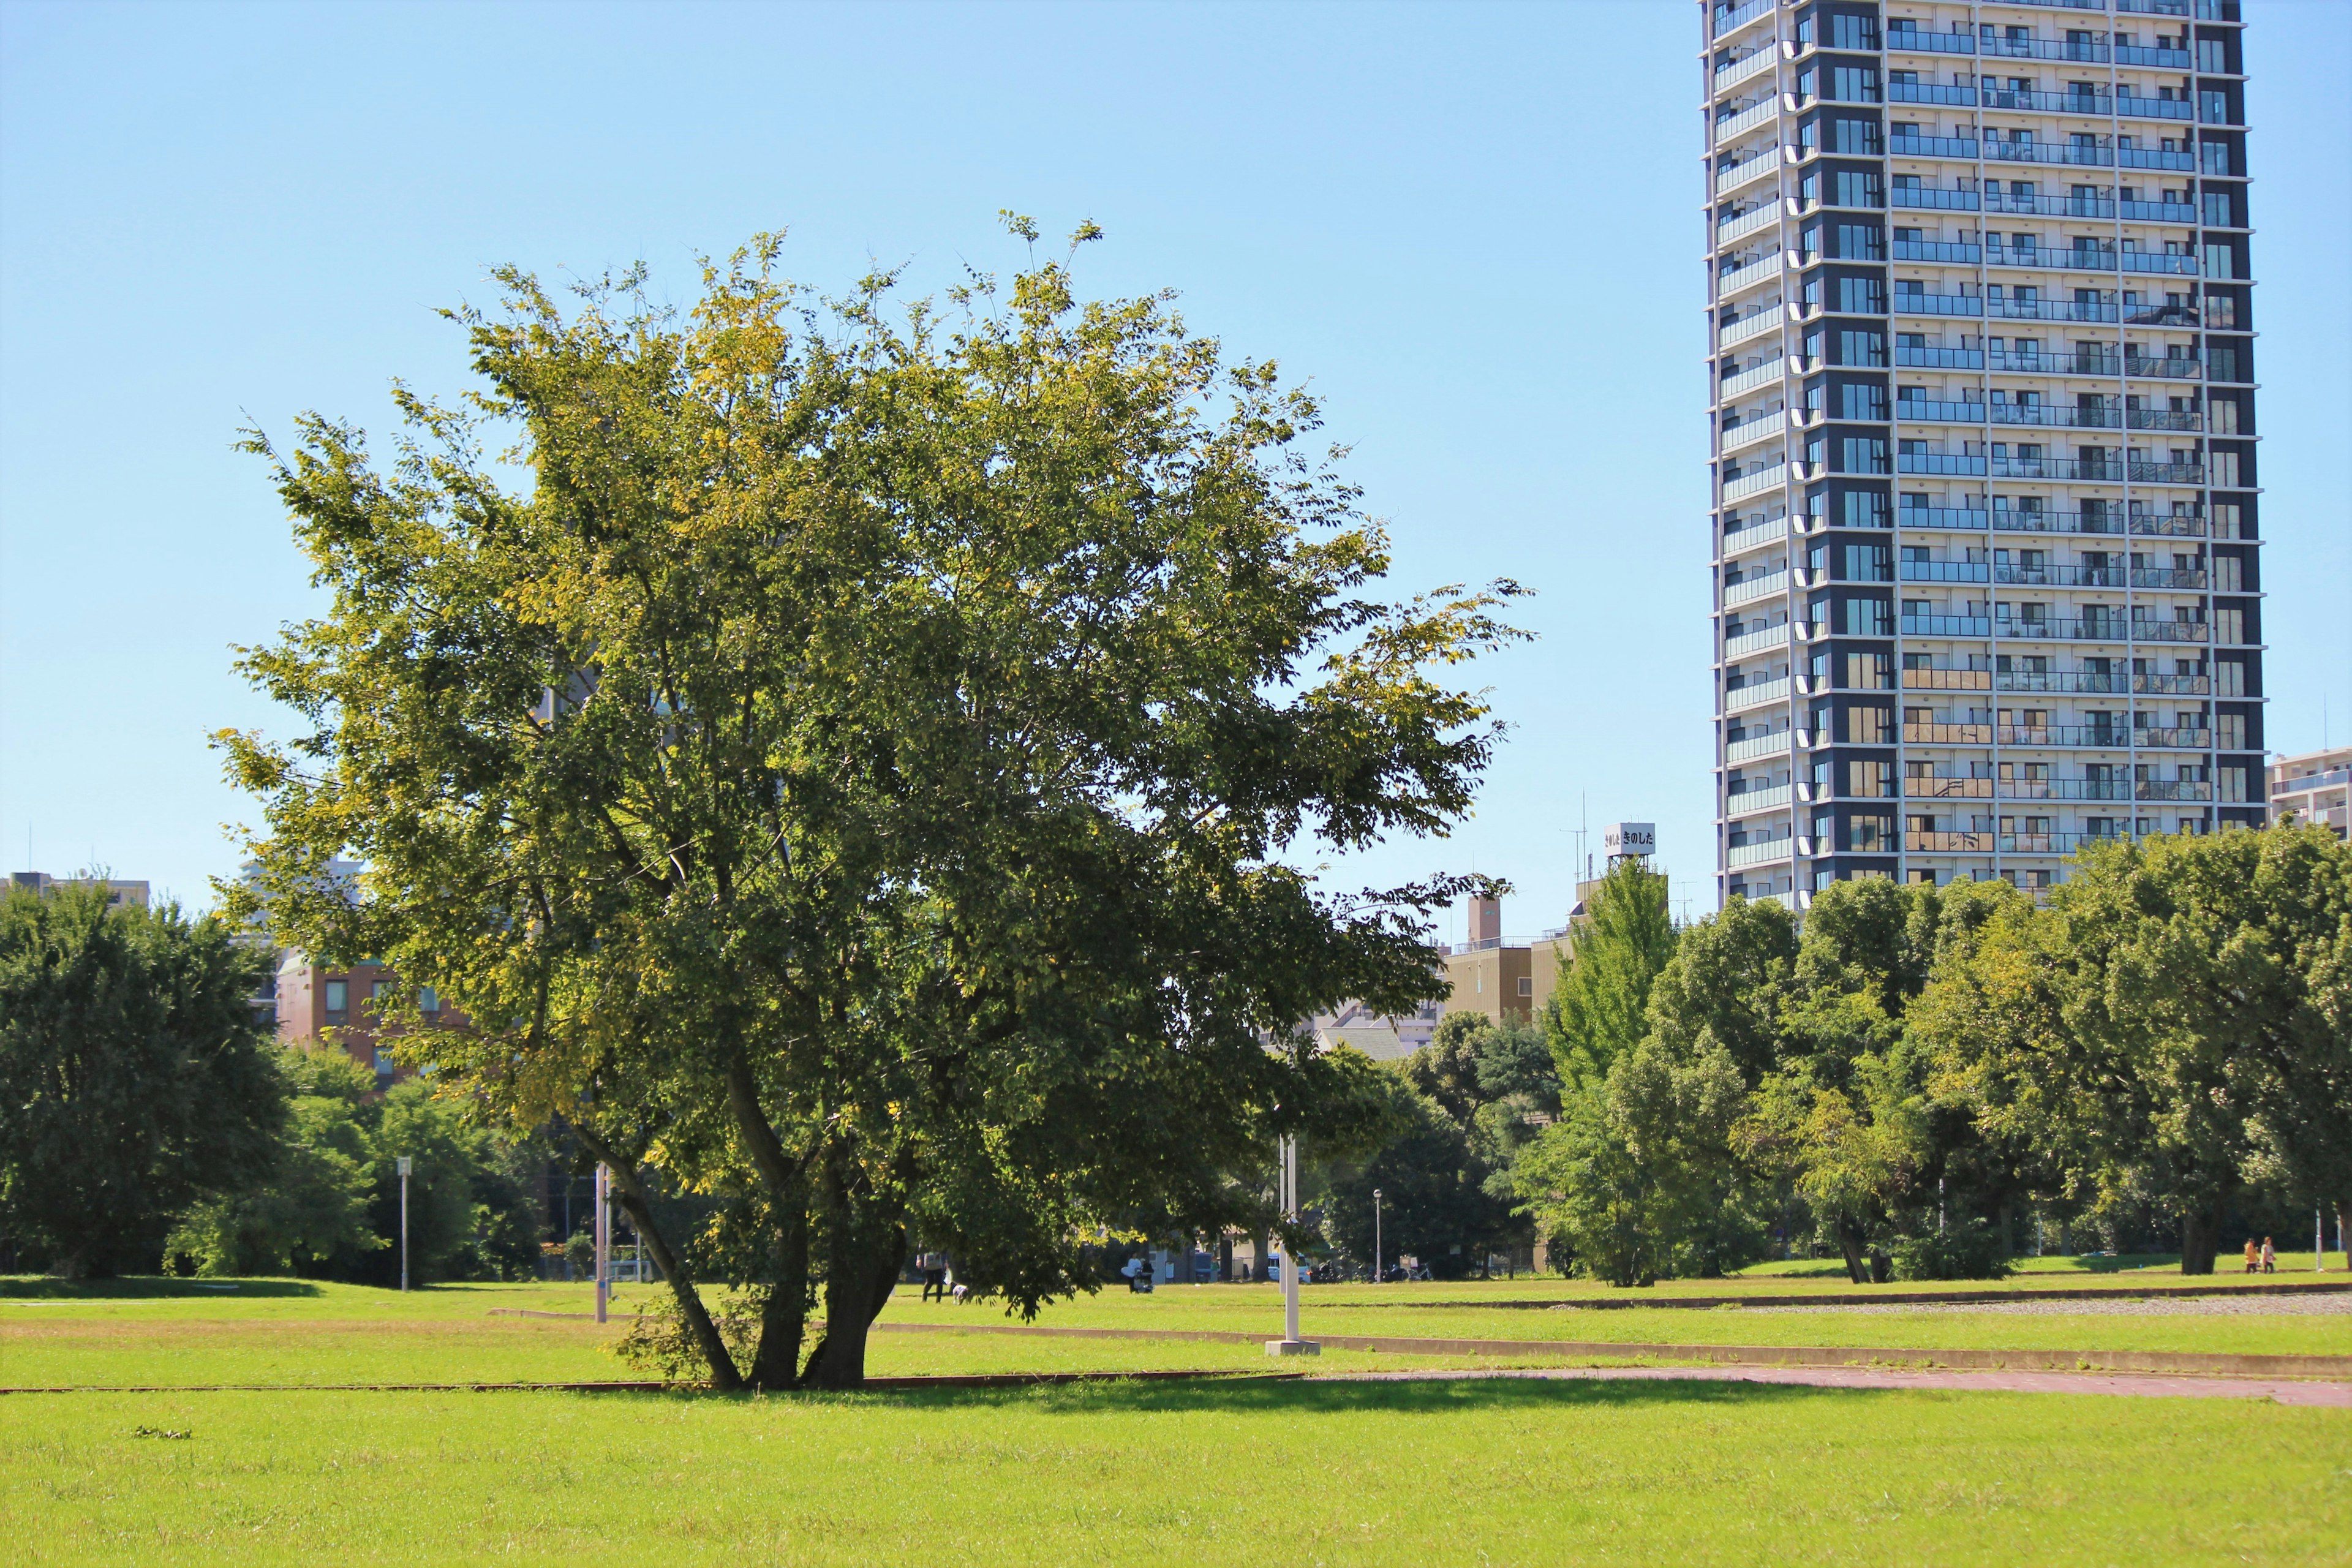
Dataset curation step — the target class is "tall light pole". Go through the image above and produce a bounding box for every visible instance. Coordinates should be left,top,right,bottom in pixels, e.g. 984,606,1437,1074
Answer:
1264,1134,1318,1356
1373,1188,1383,1285
594,1163,611,1325
396,1156,412,1292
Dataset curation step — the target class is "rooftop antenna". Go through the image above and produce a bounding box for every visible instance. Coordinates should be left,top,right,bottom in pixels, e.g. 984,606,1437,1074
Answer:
1578,794,1591,883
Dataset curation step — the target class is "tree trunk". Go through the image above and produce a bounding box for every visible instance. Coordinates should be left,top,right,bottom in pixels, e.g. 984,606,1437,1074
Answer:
747,1201,810,1390
800,1218,907,1389
575,1129,742,1392
1217,1232,1234,1283
1834,1221,1869,1285
2179,1197,2226,1275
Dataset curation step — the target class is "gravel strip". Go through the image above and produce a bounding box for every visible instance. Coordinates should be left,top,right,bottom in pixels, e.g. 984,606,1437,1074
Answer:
1739,1294,2352,1317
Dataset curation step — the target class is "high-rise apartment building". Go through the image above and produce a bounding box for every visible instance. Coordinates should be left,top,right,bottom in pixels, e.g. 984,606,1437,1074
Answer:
1705,0,2265,908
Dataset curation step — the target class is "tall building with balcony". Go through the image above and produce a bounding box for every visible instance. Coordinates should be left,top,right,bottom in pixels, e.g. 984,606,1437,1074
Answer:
1704,0,2266,908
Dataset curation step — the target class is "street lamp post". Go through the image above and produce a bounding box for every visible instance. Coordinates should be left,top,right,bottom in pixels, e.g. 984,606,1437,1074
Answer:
1373,1188,1383,1284
594,1163,611,1325
396,1156,412,1292
1264,1134,1318,1357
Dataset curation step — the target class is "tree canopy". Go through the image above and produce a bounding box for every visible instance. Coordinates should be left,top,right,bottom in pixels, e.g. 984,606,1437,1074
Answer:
224,223,1523,1385
0,883,285,1276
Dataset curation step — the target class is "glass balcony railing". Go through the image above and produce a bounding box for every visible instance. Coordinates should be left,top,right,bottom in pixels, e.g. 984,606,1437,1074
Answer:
1893,291,1984,317
2117,145,2198,172
1893,239,1981,264
1897,399,1991,423
1896,346,1985,370
1904,614,1995,636
1981,88,2113,114
1990,351,2121,375
1993,564,2126,587
1897,507,1992,530
2114,95,2197,123
2125,356,2205,379
1889,83,1979,108
1890,134,1981,159
1989,456,2120,481
1902,561,1992,584
1887,28,1979,56
2113,43,2194,68
1905,723,1993,745
1899,453,1989,476
1988,296,2120,323
1981,37,2112,64
2119,200,2198,224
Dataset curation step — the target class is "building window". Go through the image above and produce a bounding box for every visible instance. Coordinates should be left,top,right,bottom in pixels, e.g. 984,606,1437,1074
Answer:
418,986,440,1014
1517,978,1534,998
324,979,347,1023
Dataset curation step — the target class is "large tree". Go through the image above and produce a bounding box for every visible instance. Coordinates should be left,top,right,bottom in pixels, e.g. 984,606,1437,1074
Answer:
1917,826,2352,1274
225,224,1520,1386
0,883,285,1276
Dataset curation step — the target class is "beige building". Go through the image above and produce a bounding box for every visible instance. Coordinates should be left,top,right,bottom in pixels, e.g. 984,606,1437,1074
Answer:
2270,747,2351,840
8,871,150,910
1441,894,1570,1026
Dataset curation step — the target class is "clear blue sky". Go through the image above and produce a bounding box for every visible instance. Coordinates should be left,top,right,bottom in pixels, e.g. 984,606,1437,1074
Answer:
2,0,2346,940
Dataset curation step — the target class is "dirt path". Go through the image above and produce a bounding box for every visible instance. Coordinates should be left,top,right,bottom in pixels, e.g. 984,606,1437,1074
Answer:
1319,1365,2352,1407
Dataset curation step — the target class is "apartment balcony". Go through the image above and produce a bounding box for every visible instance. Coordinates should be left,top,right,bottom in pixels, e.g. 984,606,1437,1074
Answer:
1996,616,2210,644
1890,133,1981,160
2116,95,2198,124
1714,204,1782,251
1907,831,1995,854
1893,239,1980,265
1727,783,1794,816
2125,356,2204,380
1904,776,1996,799
1981,36,2116,64
1727,675,1793,713
1897,346,1985,371
1991,350,2121,375
1904,614,1994,637
1896,399,1990,424
1723,566,1791,607
1712,45,1779,97
1892,290,1985,318
1900,453,1988,476
1713,99,1781,149
1987,244,2201,277
1725,728,1793,765
1717,307,1787,352
1726,836,1796,870
1994,671,2213,696
2120,200,2199,224
1905,723,1994,745
1979,87,2115,115
1719,514,1790,557
2130,461,2207,485
1715,149,1780,198
1962,509,2209,540
1891,185,1985,213
1724,621,1793,660
1709,0,1776,42
1888,83,1978,110
1712,255,1778,303
1994,564,2128,587
1983,141,2120,171
1718,356,1788,403
1904,667,1994,692
1908,778,2206,804
2135,780,2215,801
1886,27,1979,56
2132,567,2210,589
2114,43,2196,69
1988,296,2121,324
1996,725,2164,749
1722,464,1790,503
1897,506,1994,530
1903,561,1991,584
1721,409,1789,455
1988,456,2122,481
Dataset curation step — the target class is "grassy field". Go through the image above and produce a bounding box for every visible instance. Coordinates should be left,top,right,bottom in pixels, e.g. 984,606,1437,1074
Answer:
3,1272,2347,1389
4,1378,2345,1565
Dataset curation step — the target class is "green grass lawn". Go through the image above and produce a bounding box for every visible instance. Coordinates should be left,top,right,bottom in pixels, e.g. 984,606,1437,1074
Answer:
2,1378,2343,1566
3,1275,2346,1389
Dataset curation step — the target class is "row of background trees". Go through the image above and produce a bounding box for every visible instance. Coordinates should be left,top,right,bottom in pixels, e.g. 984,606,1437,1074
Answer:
1310,824,2352,1284
0,881,593,1283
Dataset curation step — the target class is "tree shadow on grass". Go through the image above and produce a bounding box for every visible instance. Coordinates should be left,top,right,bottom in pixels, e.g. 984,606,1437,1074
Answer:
0,1276,325,1300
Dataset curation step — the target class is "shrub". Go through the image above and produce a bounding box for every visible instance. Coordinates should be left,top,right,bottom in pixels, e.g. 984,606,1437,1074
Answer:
1890,1219,2012,1281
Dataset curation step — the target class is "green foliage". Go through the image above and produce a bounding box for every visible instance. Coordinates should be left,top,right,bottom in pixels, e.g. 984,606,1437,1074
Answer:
1916,825,2352,1274
0,883,285,1276
1890,1220,2014,1281
167,1049,543,1284
1516,1030,1762,1286
1544,859,1678,1092
224,224,1521,1387
1318,1074,1520,1278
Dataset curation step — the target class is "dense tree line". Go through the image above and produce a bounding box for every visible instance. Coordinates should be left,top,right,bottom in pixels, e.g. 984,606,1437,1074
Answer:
1304,826,2350,1284
0,881,552,1283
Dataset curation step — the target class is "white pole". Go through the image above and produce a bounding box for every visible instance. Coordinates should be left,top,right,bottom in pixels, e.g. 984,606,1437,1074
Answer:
2319,1207,2326,1273
396,1156,412,1292
1374,1188,1384,1284
1283,1136,1301,1343
594,1163,611,1325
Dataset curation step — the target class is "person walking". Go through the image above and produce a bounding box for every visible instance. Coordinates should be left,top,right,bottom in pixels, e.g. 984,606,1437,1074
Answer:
2260,1237,2277,1274
2243,1237,2261,1273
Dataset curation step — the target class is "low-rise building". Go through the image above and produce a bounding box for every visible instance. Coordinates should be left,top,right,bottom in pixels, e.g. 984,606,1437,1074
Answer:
276,951,454,1088
1441,894,1569,1026
8,870,150,909
2270,746,2352,840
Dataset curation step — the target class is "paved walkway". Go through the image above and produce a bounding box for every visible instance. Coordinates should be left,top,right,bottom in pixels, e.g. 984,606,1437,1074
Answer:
1319,1364,2352,1407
